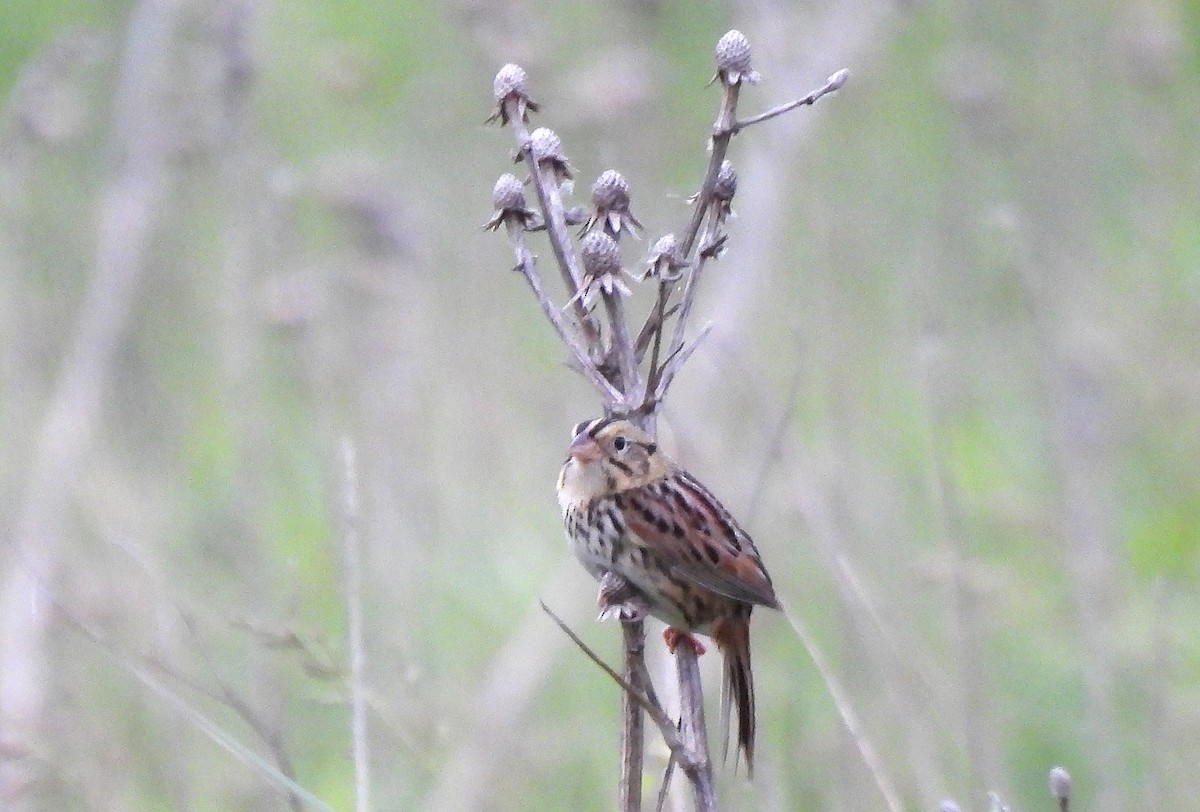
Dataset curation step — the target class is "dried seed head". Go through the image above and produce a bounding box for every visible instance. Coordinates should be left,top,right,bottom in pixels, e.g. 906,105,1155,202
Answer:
592,169,630,211
651,233,680,258
493,63,528,102
1049,767,1071,805
575,231,632,302
488,63,539,125
580,232,622,278
492,173,526,210
645,233,689,281
715,30,761,85
484,173,538,231
714,160,738,200
527,127,573,185
716,30,752,75
582,169,643,239
530,127,563,161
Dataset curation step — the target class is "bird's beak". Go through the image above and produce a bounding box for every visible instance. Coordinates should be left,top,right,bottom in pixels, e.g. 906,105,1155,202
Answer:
569,432,602,462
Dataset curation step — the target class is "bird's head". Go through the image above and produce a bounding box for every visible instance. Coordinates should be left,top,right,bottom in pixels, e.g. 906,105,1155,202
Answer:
560,417,669,497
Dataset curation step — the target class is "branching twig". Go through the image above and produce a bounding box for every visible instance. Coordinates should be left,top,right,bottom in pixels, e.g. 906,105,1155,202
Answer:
498,209,623,402
730,69,849,134
487,32,848,810
538,602,687,760
654,322,714,403
505,106,599,347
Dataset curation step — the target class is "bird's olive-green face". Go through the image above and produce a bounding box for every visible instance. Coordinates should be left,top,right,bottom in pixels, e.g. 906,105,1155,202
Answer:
568,418,660,485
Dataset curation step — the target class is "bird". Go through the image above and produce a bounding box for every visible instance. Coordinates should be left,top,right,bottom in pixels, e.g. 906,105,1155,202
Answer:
557,416,779,774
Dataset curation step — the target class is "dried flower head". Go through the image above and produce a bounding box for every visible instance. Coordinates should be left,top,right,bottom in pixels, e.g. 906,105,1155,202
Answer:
484,173,538,231
702,159,738,225
714,30,761,86
576,231,632,303
523,127,573,186
1049,766,1071,811
582,169,644,238
644,233,689,282
714,160,738,201
487,63,539,125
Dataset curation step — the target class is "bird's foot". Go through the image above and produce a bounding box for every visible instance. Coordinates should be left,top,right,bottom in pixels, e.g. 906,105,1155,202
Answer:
663,626,707,656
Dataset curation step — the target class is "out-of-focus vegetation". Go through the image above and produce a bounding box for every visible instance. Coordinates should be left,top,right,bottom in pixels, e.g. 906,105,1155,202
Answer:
1,0,1198,810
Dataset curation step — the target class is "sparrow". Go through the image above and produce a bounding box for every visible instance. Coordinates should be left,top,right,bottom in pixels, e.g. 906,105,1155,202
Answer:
557,417,779,773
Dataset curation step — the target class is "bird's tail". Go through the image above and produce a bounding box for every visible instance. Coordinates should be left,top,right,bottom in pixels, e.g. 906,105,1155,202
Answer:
717,617,756,776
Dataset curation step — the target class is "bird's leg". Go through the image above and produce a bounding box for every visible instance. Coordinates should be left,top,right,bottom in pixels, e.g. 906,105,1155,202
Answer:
597,571,649,623
663,627,707,656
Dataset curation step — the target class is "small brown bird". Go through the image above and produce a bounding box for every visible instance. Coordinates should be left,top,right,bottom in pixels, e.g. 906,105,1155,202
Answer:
557,417,779,773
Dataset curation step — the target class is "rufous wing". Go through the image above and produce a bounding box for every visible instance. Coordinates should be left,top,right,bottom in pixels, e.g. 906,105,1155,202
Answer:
621,470,779,609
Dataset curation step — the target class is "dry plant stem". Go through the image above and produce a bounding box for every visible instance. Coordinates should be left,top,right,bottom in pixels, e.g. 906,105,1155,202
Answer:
503,99,598,343
644,69,848,400
538,602,687,759
538,601,720,812
674,645,717,812
619,621,646,812
173,611,306,812
682,83,742,257
654,757,678,812
340,438,371,812
641,84,740,398
54,605,334,812
503,219,623,403
654,323,714,403
730,69,849,134
601,289,643,409
783,609,904,812
644,280,671,385
644,81,738,397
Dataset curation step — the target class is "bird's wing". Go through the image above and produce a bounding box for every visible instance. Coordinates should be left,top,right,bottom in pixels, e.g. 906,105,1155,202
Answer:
621,471,779,609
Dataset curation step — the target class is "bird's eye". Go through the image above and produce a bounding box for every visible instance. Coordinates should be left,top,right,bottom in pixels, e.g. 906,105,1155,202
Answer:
613,435,628,452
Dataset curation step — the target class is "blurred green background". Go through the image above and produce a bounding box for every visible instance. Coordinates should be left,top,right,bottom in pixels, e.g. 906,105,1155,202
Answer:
1,0,1198,809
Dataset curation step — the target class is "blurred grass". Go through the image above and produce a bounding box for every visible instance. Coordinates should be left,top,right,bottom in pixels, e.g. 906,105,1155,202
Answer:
2,0,1199,810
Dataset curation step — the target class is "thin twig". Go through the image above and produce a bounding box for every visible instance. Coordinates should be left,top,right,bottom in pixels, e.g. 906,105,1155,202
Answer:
730,69,849,134
340,438,371,812
783,609,904,812
87,630,333,810
538,601,688,760
642,280,671,372
654,755,678,812
638,81,741,403
506,101,600,348
504,219,623,403
681,83,742,258
654,322,714,403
